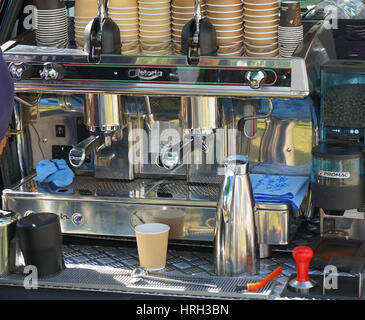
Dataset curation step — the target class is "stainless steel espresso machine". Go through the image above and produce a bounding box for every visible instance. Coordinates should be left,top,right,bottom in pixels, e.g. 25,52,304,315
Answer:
0,6,335,255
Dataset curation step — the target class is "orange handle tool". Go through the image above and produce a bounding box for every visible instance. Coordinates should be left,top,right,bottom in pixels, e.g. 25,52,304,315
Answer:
236,266,283,292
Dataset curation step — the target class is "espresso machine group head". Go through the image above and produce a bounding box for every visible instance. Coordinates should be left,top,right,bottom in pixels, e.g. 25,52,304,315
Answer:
69,94,125,168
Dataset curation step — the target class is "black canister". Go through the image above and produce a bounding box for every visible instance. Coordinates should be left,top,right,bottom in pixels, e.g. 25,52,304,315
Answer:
311,142,365,212
16,213,65,277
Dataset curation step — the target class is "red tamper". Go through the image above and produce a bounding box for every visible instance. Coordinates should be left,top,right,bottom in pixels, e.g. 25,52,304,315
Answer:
289,246,316,294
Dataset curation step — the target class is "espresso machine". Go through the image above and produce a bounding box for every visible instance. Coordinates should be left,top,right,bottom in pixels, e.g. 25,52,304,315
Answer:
0,3,335,255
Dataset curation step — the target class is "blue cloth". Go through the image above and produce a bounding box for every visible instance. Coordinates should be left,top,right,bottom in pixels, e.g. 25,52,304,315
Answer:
0,48,15,142
34,159,75,188
250,174,309,211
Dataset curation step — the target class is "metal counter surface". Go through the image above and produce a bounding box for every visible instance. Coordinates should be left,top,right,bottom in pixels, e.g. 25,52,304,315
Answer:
0,218,340,300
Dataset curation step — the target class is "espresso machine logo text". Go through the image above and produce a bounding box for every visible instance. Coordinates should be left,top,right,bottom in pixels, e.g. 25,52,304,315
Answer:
317,169,350,179
128,69,164,81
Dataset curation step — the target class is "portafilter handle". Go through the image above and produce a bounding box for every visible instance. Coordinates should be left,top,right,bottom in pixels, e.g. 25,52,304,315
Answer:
69,135,103,168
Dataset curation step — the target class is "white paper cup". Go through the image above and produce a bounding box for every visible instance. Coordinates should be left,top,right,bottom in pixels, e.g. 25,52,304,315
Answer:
135,223,170,271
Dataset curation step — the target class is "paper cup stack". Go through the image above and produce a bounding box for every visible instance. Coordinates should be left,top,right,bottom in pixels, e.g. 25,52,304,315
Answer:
74,0,98,49
172,0,206,54
138,0,172,55
278,1,303,58
109,0,140,55
207,0,244,57
243,0,279,58
35,6,69,48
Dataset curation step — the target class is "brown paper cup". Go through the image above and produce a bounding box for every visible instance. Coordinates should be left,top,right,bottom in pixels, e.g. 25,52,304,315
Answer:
122,40,139,50
280,1,302,27
217,35,243,45
245,41,278,53
216,28,243,37
208,15,243,25
245,47,279,57
244,30,277,38
108,7,138,14
244,7,279,16
140,1,171,8
244,25,278,33
140,35,171,44
244,18,279,27
244,36,277,46
208,4,242,11
139,7,171,15
135,223,170,271
207,9,243,19
109,0,138,7
208,0,242,4
244,1,279,10
244,13,278,21
75,0,98,17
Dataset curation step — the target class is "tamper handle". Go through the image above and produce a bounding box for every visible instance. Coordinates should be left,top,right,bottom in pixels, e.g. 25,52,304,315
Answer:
293,246,313,283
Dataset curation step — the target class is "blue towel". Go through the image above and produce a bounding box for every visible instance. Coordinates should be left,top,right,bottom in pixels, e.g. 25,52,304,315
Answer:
250,174,309,211
34,159,75,188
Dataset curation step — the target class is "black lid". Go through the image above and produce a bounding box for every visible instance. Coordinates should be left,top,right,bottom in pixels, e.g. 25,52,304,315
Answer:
312,142,365,160
17,212,59,229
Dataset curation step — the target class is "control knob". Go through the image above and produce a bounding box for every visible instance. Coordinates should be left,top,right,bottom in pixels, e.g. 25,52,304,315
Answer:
8,62,34,81
40,62,65,81
245,70,267,89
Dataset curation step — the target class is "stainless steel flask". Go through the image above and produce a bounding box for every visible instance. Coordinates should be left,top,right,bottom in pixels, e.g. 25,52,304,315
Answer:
214,155,258,276
0,210,19,276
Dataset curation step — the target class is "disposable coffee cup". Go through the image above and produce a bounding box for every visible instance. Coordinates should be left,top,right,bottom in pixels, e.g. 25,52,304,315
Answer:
208,0,242,4
280,1,301,27
122,40,139,50
217,35,243,45
108,7,138,14
245,41,278,53
244,35,277,46
208,15,243,25
244,30,278,38
244,1,279,10
212,21,243,30
152,210,185,239
207,9,243,19
141,1,171,8
244,13,278,21
135,223,170,271
208,3,242,11
245,47,279,57
244,18,279,27
109,0,137,7
244,7,279,16
245,25,278,33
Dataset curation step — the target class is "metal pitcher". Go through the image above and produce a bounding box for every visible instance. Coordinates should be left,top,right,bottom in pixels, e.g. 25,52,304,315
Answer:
0,210,19,276
214,155,258,276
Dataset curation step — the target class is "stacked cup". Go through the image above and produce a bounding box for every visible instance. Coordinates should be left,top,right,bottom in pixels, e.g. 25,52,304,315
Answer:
278,1,303,58
108,0,140,55
34,0,69,48
243,0,280,58
172,0,206,54
74,0,98,49
138,0,172,55
207,0,244,57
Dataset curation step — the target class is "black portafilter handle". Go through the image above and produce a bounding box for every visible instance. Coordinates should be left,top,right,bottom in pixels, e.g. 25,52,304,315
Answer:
181,17,218,65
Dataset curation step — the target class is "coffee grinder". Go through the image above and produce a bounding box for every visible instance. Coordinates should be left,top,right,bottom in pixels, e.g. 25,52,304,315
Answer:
314,59,365,242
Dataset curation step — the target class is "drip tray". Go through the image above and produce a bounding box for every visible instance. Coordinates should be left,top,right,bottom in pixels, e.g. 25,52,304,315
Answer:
0,245,279,300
